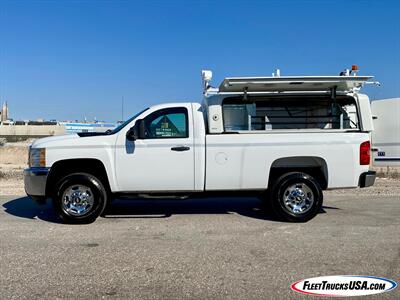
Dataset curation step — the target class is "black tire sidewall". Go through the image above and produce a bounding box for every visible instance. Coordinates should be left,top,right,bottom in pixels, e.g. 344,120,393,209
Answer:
270,173,323,222
54,173,107,223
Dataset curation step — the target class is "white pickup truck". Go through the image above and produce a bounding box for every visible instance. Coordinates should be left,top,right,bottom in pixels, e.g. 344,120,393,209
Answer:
24,69,376,223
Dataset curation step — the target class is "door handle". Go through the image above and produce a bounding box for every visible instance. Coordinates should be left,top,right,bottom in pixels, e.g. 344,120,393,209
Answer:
171,146,190,152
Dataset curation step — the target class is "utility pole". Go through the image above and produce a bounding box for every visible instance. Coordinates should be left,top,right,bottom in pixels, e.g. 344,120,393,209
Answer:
121,96,124,122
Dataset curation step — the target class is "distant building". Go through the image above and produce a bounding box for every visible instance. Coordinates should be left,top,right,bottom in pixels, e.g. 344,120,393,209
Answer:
60,122,117,134
0,102,9,123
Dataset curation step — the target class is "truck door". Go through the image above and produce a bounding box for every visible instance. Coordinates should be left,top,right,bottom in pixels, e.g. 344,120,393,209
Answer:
115,105,195,192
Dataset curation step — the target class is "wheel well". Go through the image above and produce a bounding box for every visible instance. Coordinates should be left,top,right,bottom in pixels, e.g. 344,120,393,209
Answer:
268,157,328,190
46,159,110,197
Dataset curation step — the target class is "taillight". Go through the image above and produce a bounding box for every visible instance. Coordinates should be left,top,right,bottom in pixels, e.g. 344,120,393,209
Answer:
360,141,371,165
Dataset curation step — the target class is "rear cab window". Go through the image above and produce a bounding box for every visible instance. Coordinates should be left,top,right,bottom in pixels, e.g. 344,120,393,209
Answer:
222,95,360,132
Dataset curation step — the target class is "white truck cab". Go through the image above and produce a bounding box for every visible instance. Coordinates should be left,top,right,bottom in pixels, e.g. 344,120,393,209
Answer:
24,68,376,223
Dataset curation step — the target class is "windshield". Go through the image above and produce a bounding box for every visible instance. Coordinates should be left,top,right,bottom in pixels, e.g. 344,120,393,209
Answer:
108,108,149,134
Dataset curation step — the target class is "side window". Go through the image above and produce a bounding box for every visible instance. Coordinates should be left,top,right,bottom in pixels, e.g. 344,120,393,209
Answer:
143,107,188,139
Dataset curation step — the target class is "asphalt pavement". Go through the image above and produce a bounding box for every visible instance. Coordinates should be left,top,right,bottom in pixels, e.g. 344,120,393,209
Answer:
0,194,399,299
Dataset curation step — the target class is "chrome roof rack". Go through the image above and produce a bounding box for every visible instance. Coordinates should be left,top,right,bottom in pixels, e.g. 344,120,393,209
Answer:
202,67,377,95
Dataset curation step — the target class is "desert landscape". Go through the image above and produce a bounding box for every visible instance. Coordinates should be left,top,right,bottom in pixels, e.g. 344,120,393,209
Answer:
0,139,31,195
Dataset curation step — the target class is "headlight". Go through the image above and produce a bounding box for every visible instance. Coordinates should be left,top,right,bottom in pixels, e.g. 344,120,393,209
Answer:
29,148,46,168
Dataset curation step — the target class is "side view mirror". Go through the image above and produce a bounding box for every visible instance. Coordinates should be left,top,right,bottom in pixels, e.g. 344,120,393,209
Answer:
126,119,144,141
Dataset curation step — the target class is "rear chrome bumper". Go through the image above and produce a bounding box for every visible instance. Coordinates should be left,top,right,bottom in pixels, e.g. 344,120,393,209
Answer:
24,167,50,199
359,171,376,188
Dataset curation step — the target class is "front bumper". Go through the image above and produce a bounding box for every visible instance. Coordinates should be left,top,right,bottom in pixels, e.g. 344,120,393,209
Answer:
359,171,376,188
24,167,50,199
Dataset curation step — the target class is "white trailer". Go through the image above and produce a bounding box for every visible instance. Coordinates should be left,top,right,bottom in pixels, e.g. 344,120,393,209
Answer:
371,98,400,166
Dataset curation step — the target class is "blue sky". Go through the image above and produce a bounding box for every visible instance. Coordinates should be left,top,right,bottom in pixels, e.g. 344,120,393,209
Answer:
1,0,399,121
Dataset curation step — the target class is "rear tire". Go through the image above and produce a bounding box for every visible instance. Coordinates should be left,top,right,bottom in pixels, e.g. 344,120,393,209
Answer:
53,173,107,224
264,172,323,222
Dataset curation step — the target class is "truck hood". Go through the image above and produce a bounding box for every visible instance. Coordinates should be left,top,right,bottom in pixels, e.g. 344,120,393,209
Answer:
31,133,116,149
31,134,80,148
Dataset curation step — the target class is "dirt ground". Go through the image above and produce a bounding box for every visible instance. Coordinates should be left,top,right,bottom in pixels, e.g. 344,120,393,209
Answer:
0,140,399,196
0,140,31,196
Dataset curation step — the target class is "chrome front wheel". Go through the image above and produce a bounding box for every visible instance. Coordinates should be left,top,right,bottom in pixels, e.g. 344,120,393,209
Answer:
54,173,107,224
62,184,94,217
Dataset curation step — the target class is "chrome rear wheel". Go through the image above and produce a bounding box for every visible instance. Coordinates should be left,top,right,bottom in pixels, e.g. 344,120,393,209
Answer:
266,172,323,222
283,183,314,215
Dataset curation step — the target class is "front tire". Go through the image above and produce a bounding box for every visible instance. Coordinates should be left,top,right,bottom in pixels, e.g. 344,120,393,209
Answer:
53,173,107,224
265,172,323,222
